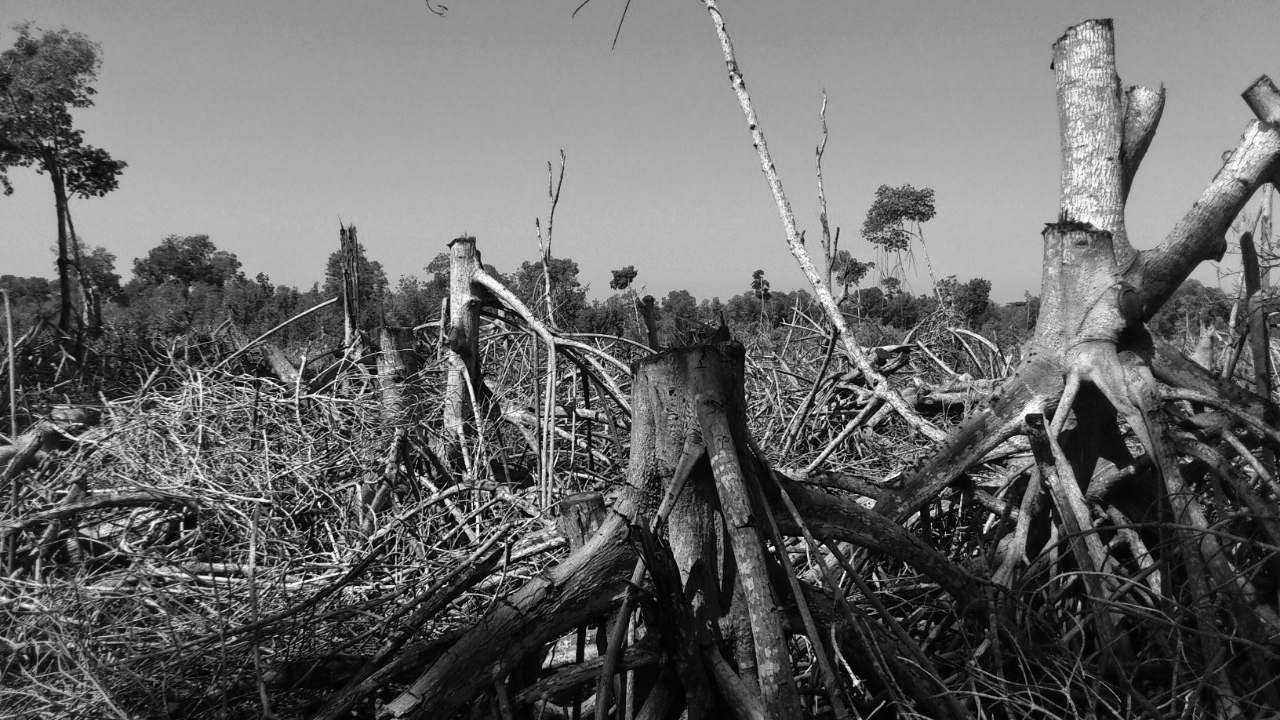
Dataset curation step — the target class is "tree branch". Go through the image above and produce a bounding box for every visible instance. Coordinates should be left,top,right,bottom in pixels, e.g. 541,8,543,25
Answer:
698,0,944,444
1131,117,1280,315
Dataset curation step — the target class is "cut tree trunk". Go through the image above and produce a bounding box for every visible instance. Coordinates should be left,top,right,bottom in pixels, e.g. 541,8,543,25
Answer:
442,235,484,472
879,21,1280,525
867,19,1280,714
372,336,980,719
377,326,422,425
360,17,1280,720
339,224,361,348
377,341,808,719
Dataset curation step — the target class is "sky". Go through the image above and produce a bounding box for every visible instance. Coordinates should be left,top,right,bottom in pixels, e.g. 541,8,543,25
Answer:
2,1,1278,304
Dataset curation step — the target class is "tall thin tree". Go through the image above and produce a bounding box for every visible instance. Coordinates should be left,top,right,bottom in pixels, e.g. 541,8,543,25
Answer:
0,23,126,332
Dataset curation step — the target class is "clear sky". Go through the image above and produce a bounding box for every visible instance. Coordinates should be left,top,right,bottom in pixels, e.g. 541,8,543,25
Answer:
2,1,1277,303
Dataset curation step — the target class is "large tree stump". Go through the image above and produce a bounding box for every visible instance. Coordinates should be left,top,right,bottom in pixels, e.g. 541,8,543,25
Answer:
867,20,1280,715
378,340,807,719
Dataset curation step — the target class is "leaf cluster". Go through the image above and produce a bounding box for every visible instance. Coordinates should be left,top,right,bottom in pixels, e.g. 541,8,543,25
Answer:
132,234,244,290
861,184,936,253
0,22,125,196
830,249,873,288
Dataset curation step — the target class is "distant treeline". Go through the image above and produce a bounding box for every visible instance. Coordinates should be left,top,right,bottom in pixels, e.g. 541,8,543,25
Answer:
1,232,1233,353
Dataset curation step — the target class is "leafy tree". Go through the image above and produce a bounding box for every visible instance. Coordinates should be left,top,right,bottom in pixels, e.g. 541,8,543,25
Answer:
724,292,761,327
862,184,936,286
222,274,273,328
132,235,243,290
830,250,873,291
70,239,120,332
861,184,936,252
937,275,992,327
0,274,56,331
658,288,699,342
386,274,438,327
0,23,126,330
0,274,53,303
882,291,924,329
576,294,634,337
609,265,637,291
852,286,886,320
425,252,450,284
509,257,588,328
750,269,771,302
1149,278,1231,340
76,241,121,300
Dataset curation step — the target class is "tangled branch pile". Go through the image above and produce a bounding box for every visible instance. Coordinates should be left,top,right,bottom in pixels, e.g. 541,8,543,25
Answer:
4,12,1280,720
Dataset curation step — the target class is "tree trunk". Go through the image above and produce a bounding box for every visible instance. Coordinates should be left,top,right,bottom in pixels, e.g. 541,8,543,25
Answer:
46,149,73,333
868,20,1280,714
362,19,1280,720
377,326,421,424
1241,232,1273,398
378,341,808,719
880,22,1280,524
339,224,361,348
443,236,483,465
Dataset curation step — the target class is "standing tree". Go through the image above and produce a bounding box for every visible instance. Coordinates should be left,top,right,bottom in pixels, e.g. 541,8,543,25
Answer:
73,238,121,331
0,23,126,331
132,234,243,290
829,248,874,320
749,268,770,301
608,264,637,291
862,183,937,290
750,268,771,324
509,257,588,328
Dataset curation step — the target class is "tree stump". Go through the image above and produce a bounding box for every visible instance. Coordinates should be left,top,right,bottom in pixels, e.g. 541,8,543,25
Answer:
379,340,803,719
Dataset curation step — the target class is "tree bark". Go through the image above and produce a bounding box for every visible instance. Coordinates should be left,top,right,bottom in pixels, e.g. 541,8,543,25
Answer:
377,341,817,719
1241,232,1273,398
377,326,421,424
879,25,1280,525
46,148,73,333
339,225,361,347
443,236,483,460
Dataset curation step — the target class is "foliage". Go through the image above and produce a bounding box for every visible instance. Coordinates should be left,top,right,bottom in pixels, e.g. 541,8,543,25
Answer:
861,184,935,253
508,257,588,327
322,234,388,333
830,249,873,291
977,293,1040,347
0,274,54,305
131,234,244,290
849,285,886,320
576,293,634,337
0,23,121,194
750,268,771,301
322,237,387,301
1,22,126,329
0,274,56,332
609,265,637,291
1148,278,1231,340
658,288,699,342
937,275,992,327
75,240,122,300
384,253,451,327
